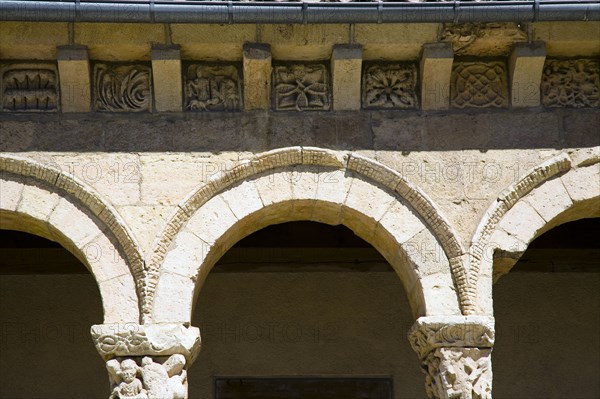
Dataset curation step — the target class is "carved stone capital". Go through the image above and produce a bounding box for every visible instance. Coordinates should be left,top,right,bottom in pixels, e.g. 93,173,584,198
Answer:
423,347,492,399
107,354,188,399
91,324,201,364
408,316,495,359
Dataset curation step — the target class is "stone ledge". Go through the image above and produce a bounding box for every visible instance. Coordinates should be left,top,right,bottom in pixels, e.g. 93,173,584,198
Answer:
91,323,201,363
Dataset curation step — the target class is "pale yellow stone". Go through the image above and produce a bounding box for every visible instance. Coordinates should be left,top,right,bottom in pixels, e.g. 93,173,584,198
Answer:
17,184,61,224
420,42,453,110
331,45,362,111
261,24,349,60
509,42,546,108
357,24,439,61
74,23,163,61
0,177,24,212
185,195,238,245
561,164,600,203
171,24,255,61
243,43,272,111
417,273,462,316
57,46,92,113
497,200,547,245
98,274,140,323
151,46,183,113
152,271,195,323
533,22,600,56
0,22,68,60
161,228,211,280
524,176,573,222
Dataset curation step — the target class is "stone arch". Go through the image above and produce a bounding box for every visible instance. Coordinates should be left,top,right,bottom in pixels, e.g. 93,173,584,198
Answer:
0,155,144,323
469,149,600,315
149,147,466,323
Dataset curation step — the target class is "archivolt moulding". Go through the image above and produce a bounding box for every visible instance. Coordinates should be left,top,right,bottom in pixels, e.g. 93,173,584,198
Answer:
467,148,600,314
0,154,145,323
147,147,466,323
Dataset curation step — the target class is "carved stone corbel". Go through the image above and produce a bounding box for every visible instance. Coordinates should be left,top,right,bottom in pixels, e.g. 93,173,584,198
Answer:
91,324,201,399
408,316,495,399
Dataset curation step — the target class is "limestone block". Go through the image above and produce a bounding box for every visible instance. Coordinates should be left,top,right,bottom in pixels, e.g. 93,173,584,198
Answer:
509,42,546,108
219,179,263,221
98,274,140,323
561,164,600,203
57,45,92,113
261,24,348,61
0,22,68,60
75,23,163,61
524,176,573,222
91,323,201,362
497,200,547,245
253,172,294,209
152,271,195,323
400,229,449,278
161,228,211,280
17,184,61,224
488,227,527,256
243,43,272,111
341,177,397,242
533,22,600,57
117,205,170,255
81,231,132,283
420,43,453,110
374,200,426,257
417,274,462,316
185,195,238,246
0,177,24,212
331,45,362,111
47,197,103,251
356,24,439,61
171,24,255,61
288,169,321,219
451,61,509,109
311,169,351,225
152,45,183,113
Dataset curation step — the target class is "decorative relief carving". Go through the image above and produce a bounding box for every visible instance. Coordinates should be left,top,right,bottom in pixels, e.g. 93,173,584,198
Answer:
541,59,600,108
451,61,508,109
362,63,417,109
184,64,242,111
408,316,495,359
423,347,492,399
107,355,187,399
442,23,526,56
1,64,58,112
273,64,330,111
91,324,202,361
94,64,152,112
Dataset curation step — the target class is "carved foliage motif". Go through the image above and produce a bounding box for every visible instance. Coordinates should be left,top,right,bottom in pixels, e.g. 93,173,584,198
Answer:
362,63,417,109
441,23,526,56
94,64,152,112
1,64,58,112
184,64,242,111
273,64,330,111
93,328,161,358
451,61,508,109
107,355,187,399
423,348,492,399
541,59,600,108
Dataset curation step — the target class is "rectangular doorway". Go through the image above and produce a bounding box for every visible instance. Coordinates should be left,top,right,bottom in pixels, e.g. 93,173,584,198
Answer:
215,377,393,398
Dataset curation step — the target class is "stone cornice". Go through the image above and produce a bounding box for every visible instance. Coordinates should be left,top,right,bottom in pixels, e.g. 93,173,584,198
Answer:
408,316,495,359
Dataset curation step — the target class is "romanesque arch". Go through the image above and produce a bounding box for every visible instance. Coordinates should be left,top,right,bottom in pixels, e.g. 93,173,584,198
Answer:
149,147,466,323
0,155,143,323
468,149,600,315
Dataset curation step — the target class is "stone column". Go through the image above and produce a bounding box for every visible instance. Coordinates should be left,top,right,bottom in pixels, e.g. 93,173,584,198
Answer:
91,323,201,399
408,316,495,399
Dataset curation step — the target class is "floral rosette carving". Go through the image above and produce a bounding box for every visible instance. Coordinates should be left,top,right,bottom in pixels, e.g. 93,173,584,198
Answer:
274,64,330,111
363,63,418,109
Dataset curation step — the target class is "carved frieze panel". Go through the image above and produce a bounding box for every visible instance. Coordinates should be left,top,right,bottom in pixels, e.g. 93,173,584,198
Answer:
93,63,152,112
184,64,242,112
362,63,418,110
1,64,59,112
273,63,330,111
442,23,526,56
451,61,508,109
541,59,600,108
107,354,187,399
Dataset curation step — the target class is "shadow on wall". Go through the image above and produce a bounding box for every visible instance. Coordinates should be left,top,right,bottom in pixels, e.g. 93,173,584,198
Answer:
0,109,598,152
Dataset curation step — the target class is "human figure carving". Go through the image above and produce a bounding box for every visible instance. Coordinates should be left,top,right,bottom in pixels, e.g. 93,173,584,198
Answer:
107,355,187,399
